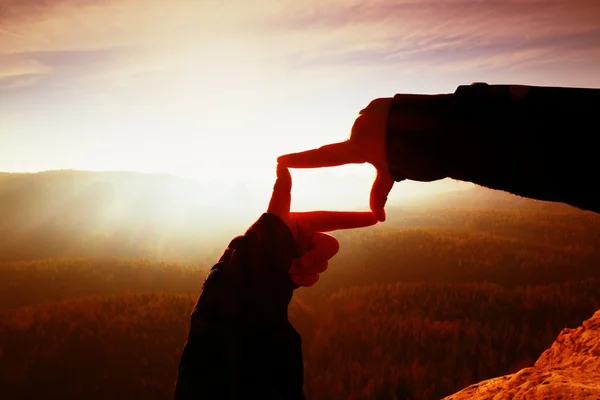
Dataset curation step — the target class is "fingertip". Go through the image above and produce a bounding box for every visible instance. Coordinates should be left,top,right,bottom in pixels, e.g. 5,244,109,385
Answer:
274,163,292,190
371,204,386,225
267,164,292,219
370,168,394,222
374,208,386,222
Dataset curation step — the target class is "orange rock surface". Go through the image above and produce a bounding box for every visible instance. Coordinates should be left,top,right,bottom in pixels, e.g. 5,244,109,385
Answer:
445,310,600,399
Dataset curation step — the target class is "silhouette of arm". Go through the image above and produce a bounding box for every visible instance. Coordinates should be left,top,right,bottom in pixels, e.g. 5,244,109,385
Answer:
386,84,600,213
174,213,305,400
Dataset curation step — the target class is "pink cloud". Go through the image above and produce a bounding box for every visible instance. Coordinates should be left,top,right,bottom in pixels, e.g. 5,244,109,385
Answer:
1,0,599,92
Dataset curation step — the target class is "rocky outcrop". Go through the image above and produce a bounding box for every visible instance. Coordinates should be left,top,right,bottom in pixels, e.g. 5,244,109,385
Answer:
445,310,600,399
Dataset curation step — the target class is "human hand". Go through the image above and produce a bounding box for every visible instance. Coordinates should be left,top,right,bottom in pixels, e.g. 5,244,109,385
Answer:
277,98,394,222
267,164,378,287
278,96,450,222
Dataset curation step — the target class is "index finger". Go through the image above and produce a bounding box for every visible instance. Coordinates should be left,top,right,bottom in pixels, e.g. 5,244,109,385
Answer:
277,142,366,168
292,211,378,233
267,164,291,221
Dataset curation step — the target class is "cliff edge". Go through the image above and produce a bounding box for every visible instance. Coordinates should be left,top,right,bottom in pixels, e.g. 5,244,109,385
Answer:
445,310,600,399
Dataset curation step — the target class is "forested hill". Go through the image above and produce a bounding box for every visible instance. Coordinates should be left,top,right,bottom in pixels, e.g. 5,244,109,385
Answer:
389,184,579,213
2,171,600,399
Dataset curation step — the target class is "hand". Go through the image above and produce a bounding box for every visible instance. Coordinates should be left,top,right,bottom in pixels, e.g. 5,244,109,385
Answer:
267,164,378,287
277,98,394,222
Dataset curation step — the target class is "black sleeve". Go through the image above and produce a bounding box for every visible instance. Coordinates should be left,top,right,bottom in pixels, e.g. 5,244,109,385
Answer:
386,83,600,214
174,213,306,400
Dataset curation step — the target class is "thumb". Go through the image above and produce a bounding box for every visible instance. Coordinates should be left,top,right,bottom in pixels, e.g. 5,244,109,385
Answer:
370,167,395,222
267,164,292,222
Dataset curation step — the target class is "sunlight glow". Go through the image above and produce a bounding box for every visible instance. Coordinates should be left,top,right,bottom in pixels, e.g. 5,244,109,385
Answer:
2,0,594,218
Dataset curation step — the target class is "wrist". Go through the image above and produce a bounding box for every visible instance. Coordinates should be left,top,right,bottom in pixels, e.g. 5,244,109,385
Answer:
385,92,457,182
200,259,293,327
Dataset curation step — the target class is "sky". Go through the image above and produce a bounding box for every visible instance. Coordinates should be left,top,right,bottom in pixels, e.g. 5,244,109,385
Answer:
1,0,600,212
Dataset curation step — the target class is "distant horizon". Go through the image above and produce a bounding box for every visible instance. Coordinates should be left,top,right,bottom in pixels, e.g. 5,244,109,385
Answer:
2,0,599,212
0,167,475,215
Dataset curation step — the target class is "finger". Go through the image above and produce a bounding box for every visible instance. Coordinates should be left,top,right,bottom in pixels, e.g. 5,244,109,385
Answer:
289,259,303,275
290,260,328,275
299,232,339,266
277,142,365,168
291,273,320,288
267,164,292,221
370,168,395,222
292,211,378,233
304,260,329,275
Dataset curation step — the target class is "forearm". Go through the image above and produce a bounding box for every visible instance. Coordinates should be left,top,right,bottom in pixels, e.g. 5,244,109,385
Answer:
174,261,247,399
386,83,600,213
174,214,305,400
175,272,303,400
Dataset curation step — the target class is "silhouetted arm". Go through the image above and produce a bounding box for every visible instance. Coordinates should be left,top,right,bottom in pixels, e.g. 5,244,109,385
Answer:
174,213,305,400
386,84,600,213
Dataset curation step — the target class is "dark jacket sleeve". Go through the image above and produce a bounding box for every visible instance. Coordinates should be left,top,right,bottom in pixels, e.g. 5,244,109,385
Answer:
174,213,305,400
386,83,600,214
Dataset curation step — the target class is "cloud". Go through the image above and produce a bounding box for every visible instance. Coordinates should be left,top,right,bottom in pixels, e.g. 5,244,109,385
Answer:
0,53,51,79
261,0,600,72
1,0,598,181
1,0,599,95
0,47,143,94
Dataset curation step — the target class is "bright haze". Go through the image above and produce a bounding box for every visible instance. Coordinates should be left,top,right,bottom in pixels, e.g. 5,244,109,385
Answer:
1,0,600,219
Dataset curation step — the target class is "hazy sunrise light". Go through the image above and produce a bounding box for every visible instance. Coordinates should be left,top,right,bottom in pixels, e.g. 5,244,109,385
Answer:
2,2,600,400
2,0,600,216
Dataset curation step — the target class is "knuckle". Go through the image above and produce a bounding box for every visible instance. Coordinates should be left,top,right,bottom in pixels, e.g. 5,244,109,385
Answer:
305,274,320,287
310,261,328,274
